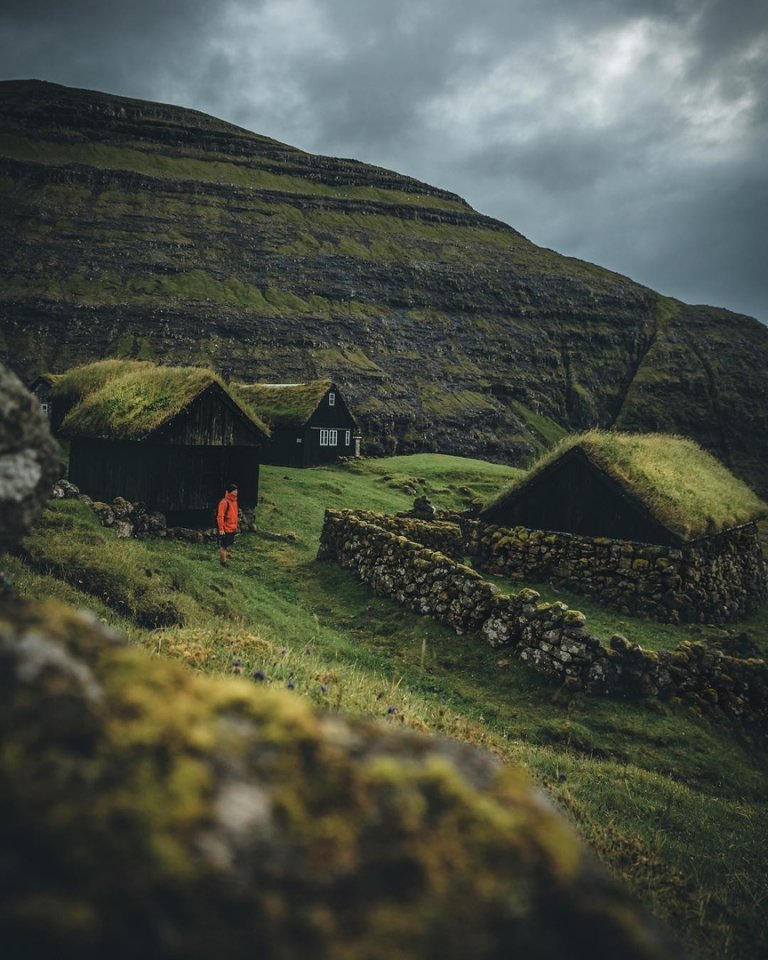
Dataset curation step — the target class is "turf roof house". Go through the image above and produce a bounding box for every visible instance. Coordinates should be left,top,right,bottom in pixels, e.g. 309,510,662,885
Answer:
232,379,360,467
478,432,767,622
50,360,270,525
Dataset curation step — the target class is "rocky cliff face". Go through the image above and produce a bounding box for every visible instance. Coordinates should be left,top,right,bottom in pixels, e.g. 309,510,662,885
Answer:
1,80,766,492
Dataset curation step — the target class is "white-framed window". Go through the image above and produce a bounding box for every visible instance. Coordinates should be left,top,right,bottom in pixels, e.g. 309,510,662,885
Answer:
320,429,338,446
345,430,351,446
41,402,50,415
328,392,336,406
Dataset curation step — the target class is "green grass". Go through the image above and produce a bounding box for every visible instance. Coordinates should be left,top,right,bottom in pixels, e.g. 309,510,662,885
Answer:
4,453,768,960
508,399,569,451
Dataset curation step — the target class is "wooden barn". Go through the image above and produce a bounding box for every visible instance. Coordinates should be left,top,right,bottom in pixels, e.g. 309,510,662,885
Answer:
53,360,270,525
232,379,360,467
480,431,766,547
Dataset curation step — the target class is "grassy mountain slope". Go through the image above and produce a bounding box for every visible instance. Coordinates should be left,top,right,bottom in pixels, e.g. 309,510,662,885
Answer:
1,80,767,493
6,453,768,960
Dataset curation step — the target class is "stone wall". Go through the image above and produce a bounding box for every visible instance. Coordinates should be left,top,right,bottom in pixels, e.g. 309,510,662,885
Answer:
349,508,767,625
318,510,494,633
463,520,766,624
351,510,466,559
318,509,768,736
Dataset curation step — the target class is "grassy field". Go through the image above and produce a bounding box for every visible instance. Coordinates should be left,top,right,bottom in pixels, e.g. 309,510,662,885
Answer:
6,452,768,960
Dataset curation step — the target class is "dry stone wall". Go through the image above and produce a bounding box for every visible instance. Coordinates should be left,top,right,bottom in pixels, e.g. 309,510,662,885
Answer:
318,509,768,737
462,520,766,625
348,510,466,559
318,510,494,633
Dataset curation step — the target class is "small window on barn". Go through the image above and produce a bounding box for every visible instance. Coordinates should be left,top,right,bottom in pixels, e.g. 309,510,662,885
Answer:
320,429,329,446
40,402,50,416
345,430,351,446
328,392,336,406
329,429,338,446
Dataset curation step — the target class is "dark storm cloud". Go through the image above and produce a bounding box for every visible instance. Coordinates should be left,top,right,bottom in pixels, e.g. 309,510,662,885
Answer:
0,0,766,320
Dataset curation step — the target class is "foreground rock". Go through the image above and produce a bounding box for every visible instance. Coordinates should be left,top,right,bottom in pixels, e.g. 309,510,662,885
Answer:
0,599,680,960
0,363,60,553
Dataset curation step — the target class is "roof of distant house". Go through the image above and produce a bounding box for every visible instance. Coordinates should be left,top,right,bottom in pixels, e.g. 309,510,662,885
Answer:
480,430,767,541
231,379,343,429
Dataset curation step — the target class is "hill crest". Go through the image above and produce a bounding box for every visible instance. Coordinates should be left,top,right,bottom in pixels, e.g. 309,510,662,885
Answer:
1,79,766,495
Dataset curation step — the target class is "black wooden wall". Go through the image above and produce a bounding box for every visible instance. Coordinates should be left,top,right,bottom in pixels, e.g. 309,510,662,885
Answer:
69,440,260,518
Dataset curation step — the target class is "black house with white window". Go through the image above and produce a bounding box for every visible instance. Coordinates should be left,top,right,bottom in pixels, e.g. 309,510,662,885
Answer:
232,379,360,467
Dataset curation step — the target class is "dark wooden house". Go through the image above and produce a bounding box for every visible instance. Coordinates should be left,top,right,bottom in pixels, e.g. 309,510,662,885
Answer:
29,373,64,430
54,361,270,525
232,379,360,467
480,432,765,547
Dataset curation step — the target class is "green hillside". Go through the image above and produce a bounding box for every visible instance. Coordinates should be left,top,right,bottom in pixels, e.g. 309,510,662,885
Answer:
6,453,768,960
1,80,767,495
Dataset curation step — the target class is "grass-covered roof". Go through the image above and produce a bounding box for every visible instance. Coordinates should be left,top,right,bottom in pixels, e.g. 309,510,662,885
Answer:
52,359,150,404
481,431,767,540
59,361,270,440
231,379,334,429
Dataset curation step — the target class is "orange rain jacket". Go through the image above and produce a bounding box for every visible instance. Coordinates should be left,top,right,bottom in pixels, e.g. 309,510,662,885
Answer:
217,490,239,534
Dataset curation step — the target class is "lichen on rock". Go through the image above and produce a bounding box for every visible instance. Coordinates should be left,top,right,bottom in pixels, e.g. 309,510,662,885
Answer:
0,599,680,959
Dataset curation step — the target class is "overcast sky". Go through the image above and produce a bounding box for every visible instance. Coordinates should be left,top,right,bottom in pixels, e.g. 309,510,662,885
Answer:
2,0,766,322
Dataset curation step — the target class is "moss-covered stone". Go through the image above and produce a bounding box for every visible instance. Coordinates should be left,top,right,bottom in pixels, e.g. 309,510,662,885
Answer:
0,598,680,959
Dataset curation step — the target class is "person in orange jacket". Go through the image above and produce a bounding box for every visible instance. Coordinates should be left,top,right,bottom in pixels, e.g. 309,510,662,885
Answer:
217,483,238,566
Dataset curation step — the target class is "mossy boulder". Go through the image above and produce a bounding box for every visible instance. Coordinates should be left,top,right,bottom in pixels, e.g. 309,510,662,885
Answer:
0,362,61,553
0,599,679,960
